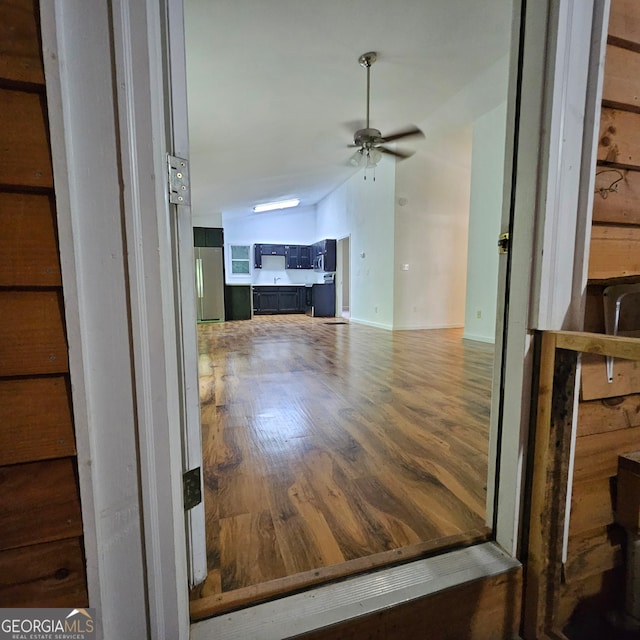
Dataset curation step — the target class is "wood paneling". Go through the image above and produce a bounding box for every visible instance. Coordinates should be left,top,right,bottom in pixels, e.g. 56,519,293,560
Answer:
577,394,640,436
296,570,522,640
0,537,88,607
608,0,640,51
564,526,624,584
592,168,640,225
191,317,494,615
0,88,52,188
0,458,83,551
0,0,87,610
0,377,75,466
581,353,640,400
0,0,44,86
0,290,68,377
597,108,640,167
588,224,640,279
570,477,615,535
573,426,640,482
0,193,61,286
578,396,639,442
602,44,640,111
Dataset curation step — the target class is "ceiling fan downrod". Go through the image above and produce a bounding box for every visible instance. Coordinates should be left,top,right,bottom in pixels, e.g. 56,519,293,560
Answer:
358,52,377,130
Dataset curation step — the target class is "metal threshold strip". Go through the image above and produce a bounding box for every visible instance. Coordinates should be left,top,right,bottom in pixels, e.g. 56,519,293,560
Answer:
190,542,520,640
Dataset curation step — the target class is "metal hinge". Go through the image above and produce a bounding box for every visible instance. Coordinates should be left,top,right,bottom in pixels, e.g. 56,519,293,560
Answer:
498,232,510,255
183,467,202,510
167,154,191,205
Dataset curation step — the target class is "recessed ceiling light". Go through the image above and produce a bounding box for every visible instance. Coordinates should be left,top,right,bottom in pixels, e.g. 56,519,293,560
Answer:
253,198,300,213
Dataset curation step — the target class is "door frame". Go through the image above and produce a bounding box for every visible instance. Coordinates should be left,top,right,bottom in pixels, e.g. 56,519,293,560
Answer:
40,0,608,637
336,235,351,319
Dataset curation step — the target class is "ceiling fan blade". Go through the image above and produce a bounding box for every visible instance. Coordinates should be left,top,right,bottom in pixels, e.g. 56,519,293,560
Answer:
378,146,415,160
381,126,424,143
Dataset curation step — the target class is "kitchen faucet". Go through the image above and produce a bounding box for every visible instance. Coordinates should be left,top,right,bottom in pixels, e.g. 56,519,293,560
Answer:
274,277,281,284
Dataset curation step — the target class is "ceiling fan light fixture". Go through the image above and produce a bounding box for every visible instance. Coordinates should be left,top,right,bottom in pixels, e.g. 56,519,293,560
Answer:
349,149,365,167
253,198,300,213
366,148,382,168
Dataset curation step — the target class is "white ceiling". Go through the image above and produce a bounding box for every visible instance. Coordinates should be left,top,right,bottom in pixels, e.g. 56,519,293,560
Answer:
184,0,513,219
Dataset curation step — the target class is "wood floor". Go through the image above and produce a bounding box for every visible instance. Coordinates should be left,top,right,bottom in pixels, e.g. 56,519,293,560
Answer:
190,315,494,617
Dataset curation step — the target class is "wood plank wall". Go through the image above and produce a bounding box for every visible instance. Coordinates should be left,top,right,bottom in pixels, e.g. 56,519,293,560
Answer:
0,0,87,607
557,0,640,627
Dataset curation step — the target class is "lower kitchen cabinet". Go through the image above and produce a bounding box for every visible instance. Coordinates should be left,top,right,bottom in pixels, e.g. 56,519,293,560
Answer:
277,289,300,312
224,285,252,320
253,286,307,314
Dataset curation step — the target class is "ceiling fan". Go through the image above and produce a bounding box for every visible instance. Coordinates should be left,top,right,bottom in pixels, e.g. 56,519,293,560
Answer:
348,51,424,169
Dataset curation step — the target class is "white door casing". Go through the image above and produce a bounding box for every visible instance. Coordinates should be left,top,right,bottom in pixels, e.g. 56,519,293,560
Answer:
163,0,209,588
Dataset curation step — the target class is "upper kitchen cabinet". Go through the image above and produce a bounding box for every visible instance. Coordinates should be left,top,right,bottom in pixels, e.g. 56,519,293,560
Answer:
194,227,224,248
254,243,286,269
259,244,285,256
285,245,313,269
253,240,334,270
313,239,336,272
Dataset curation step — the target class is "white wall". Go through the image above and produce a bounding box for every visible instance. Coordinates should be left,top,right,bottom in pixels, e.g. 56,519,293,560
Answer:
221,205,320,285
192,210,222,227
392,56,509,332
317,159,396,329
393,129,472,330
463,102,507,343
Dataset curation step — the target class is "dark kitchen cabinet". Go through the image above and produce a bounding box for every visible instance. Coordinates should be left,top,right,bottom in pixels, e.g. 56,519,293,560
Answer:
253,286,306,314
194,227,223,248
310,283,335,317
225,285,252,320
299,245,312,269
323,239,336,272
285,245,313,270
261,244,285,256
312,239,337,272
277,288,300,312
254,243,287,268
253,289,279,313
254,241,331,270
284,245,299,269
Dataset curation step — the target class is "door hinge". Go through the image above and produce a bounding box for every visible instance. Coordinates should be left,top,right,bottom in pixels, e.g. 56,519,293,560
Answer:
498,232,510,255
168,154,191,205
183,467,202,510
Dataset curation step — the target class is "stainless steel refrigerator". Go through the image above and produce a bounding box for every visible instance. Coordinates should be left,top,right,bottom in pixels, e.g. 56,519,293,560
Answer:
194,246,225,322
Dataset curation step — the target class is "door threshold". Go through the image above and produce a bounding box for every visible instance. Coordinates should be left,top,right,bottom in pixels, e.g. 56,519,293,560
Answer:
190,541,520,640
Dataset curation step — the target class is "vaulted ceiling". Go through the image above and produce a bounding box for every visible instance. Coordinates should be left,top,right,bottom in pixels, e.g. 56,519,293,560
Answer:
184,0,513,218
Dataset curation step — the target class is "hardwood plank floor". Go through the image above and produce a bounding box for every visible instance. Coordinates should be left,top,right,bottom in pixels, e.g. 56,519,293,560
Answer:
190,315,494,616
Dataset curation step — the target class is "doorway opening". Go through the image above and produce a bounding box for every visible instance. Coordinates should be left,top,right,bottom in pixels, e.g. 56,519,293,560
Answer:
184,0,518,619
337,236,350,319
